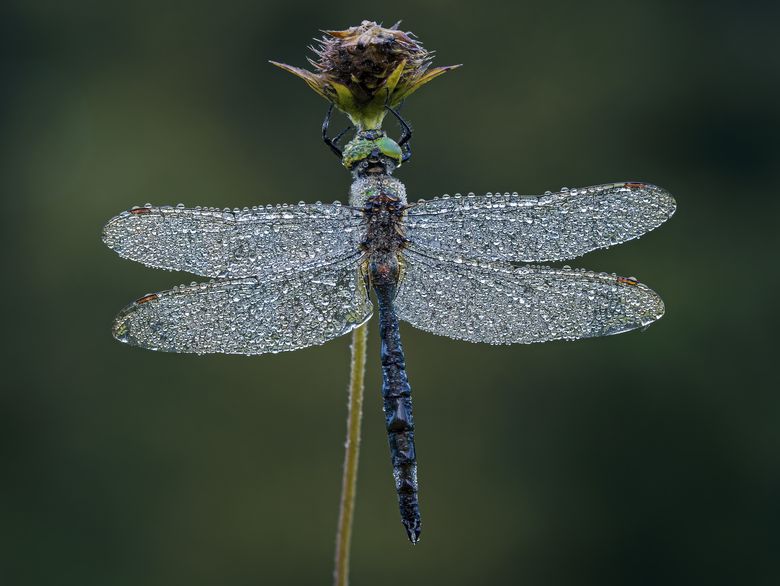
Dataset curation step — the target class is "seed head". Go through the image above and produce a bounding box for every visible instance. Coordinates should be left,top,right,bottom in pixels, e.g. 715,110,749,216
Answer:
271,21,460,129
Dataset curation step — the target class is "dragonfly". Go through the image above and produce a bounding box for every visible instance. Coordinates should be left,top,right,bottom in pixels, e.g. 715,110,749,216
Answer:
102,105,676,544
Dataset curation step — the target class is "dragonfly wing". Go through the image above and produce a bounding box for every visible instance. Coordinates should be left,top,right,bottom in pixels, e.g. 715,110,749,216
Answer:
395,249,665,344
112,254,371,355
102,203,363,278
404,182,676,263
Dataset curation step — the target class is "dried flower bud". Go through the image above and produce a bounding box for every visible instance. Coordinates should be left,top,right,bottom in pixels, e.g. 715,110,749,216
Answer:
271,20,460,129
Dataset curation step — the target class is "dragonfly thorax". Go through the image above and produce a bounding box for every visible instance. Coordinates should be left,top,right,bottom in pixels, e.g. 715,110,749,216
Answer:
349,174,407,207
343,130,404,176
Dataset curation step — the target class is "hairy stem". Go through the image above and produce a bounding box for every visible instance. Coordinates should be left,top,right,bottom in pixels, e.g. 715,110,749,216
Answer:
333,323,368,586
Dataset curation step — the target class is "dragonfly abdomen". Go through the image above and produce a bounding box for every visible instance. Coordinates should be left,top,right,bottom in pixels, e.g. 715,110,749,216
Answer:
373,269,421,544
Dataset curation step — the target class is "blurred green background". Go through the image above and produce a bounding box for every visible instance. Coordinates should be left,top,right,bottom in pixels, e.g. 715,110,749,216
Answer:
2,1,778,584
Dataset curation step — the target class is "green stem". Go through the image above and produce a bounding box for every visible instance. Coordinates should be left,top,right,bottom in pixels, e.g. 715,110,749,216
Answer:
333,323,368,586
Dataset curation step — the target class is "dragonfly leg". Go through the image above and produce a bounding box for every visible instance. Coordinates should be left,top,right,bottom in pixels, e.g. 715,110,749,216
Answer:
332,124,354,146
322,104,352,159
385,104,412,145
400,142,412,164
384,105,412,163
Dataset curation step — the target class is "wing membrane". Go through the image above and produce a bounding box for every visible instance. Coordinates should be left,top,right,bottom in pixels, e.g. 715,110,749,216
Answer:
395,249,664,344
102,202,363,278
112,254,370,355
404,182,676,263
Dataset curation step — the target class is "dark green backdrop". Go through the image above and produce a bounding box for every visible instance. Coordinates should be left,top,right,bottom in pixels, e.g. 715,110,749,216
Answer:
2,1,778,585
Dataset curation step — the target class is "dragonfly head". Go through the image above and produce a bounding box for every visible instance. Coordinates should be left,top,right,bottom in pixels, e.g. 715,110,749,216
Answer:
342,130,404,176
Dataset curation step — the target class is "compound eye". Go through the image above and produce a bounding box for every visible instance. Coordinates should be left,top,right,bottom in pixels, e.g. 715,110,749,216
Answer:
377,136,404,165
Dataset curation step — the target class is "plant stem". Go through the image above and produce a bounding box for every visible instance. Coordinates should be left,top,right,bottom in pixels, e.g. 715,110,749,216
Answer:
333,323,368,586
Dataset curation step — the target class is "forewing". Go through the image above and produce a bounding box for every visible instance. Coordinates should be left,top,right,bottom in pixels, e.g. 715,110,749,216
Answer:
395,249,665,344
102,202,363,278
404,182,676,262
112,255,371,355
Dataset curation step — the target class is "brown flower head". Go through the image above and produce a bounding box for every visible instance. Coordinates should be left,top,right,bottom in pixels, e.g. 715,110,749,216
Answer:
271,21,460,129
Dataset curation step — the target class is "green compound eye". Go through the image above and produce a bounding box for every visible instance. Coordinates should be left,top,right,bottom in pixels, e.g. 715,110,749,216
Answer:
342,137,374,169
375,135,403,165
